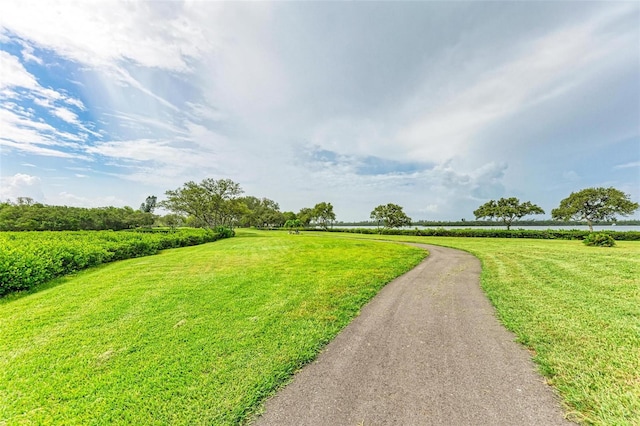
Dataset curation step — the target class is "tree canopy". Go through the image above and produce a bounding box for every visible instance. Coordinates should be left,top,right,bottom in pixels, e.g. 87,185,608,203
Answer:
551,187,639,231
312,202,336,230
473,197,544,230
0,201,154,231
139,195,157,213
160,178,244,229
237,196,284,228
370,203,412,230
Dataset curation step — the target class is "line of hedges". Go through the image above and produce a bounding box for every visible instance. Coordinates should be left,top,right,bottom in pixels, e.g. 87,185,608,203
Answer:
324,227,640,241
0,228,230,297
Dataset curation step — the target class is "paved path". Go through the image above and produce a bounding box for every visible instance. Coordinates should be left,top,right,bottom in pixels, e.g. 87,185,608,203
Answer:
254,244,572,425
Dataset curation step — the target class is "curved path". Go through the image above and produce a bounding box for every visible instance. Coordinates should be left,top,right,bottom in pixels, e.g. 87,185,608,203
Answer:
254,244,572,425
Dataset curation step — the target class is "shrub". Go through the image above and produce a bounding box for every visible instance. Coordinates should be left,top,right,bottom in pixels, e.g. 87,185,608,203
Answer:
0,228,232,297
583,233,616,247
215,226,235,238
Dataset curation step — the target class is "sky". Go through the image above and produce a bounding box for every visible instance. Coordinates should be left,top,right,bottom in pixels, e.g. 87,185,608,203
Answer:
0,1,638,221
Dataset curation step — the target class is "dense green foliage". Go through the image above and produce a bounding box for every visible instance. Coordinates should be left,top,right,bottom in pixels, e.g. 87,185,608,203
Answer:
326,226,640,241
0,200,154,231
236,196,284,228
0,229,226,296
312,202,336,230
160,178,245,228
139,195,157,213
583,232,616,247
0,232,424,425
370,203,412,229
473,197,545,230
552,187,639,231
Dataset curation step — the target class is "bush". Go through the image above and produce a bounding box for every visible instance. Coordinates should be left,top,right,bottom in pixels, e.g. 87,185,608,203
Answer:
0,228,232,297
583,233,616,247
215,226,235,238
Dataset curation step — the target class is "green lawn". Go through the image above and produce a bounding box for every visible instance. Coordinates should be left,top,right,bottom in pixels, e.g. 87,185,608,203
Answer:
3,230,638,425
325,232,640,425
0,231,425,425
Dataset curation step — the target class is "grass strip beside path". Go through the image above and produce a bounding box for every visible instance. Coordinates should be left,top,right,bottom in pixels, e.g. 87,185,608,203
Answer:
0,231,425,425
325,232,640,425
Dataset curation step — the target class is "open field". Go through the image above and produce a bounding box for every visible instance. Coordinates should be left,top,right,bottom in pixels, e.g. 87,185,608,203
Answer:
0,231,425,425
321,232,640,425
2,230,638,425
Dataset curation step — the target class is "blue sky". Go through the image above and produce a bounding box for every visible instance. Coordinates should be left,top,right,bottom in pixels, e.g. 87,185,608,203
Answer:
1,1,638,221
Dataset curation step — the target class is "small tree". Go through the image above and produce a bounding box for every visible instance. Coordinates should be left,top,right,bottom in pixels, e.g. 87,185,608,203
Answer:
162,213,184,231
139,195,157,213
297,207,314,227
313,202,336,230
474,197,545,230
284,218,302,233
370,203,412,231
552,187,639,231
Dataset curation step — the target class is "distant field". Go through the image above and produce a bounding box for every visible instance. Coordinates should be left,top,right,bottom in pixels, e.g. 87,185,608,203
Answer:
325,232,640,425
0,231,425,425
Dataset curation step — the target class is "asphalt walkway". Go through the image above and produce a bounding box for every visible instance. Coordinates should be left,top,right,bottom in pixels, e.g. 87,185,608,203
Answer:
254,244,572,425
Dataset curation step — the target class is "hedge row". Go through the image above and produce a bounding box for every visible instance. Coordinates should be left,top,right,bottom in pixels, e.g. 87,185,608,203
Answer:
0,228,229,297
325,227,640,241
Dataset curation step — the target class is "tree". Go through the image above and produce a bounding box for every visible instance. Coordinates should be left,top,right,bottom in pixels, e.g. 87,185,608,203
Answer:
282,211,297,223
161,213,184,231
139,195,157,213
370,203,412,231
473,197,545,230
237,196,283,228
312,202,336,230
160,178,244,229
283,218,302,233
552,187,639,231
297,207,314,227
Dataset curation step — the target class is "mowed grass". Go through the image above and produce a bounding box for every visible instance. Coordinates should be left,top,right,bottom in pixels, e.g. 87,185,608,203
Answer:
325,232,640,425
0,231,425,425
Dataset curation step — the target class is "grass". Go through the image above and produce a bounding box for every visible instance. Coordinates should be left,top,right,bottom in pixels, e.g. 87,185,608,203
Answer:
0,231,425,425
324,232,640,425
3,230,638,425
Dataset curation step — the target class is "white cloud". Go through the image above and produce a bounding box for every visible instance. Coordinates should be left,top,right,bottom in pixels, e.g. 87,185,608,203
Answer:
0,0,213,72
396,4,636,164
53,191,126,208
0,106,89,158
0,50,39,89
52,106,80,125
614,161,640,170
0,173,44,202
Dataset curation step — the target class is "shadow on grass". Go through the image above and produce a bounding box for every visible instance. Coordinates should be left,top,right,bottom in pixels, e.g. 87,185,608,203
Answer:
0,267,106,305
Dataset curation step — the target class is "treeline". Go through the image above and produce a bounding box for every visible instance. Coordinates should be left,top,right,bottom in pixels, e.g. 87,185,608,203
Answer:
337,219,640,227
159,178,337,230
4,180,638,232
0,179,338,232
0,199,154,231
326,227,640,241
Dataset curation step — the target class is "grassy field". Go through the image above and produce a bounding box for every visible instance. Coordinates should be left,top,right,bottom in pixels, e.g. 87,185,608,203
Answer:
2,230,638,425
0,231,425,425
324,232,640,425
